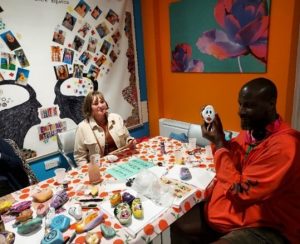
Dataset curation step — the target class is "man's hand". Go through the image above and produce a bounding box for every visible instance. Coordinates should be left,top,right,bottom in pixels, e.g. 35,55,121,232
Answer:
201,113,226,149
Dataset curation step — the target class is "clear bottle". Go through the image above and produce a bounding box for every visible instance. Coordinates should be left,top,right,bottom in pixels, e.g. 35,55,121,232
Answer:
88,155,102,184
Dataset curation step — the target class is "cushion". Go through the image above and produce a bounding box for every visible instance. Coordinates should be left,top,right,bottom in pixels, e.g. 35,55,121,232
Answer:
169,132,188,143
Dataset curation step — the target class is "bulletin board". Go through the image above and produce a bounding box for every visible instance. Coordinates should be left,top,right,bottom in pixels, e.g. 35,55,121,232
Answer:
0,0,142,157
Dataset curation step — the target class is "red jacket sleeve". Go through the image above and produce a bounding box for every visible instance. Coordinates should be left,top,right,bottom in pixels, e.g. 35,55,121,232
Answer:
213,132,298,207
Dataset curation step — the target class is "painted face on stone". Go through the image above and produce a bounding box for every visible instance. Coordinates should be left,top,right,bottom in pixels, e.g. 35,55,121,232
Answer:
114,202,132,225
201,105,215,124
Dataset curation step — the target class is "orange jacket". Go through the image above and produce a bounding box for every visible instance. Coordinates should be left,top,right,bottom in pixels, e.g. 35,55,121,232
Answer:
206,120,300,243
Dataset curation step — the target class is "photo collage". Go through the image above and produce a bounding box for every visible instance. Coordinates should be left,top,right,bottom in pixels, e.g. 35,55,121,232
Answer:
51,0,123,98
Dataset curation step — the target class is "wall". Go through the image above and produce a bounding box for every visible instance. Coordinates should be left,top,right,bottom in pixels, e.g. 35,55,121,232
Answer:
0,0,149,158
141,0,300,135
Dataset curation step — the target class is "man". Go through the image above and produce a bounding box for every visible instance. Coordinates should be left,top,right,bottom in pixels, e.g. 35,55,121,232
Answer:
171,78,300,243
0,138,30,197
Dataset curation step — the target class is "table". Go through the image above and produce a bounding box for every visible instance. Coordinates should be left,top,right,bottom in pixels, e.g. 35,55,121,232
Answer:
1,136,215,244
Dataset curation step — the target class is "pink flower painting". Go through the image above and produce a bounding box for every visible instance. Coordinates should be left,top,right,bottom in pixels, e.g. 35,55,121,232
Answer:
170,0,270,73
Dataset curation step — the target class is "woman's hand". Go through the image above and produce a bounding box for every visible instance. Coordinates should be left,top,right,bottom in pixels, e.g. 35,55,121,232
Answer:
201,113,226,149
128,139,137,150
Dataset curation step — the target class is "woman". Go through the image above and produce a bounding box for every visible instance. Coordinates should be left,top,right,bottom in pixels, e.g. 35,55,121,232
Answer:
74,91,136,166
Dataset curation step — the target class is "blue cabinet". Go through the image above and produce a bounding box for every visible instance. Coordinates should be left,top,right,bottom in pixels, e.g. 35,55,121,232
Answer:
29,153,73,182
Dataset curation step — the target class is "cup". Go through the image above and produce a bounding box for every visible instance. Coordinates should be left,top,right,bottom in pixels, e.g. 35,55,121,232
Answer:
188,137,196,151
174,150,183,164
54,168,66,183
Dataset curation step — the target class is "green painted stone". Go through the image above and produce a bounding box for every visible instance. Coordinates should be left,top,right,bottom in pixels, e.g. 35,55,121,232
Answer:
100,223,116,238
17,217,43,234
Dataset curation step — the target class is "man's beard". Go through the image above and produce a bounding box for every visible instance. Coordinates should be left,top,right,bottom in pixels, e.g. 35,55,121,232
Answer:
240,117,269,132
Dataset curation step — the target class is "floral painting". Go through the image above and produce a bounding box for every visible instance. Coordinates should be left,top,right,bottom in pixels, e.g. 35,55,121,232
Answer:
170,0,271,73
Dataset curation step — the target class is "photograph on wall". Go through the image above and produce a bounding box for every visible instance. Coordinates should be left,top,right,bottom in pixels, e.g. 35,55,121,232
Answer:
1,52,16,70
52,27,66,45
0,30,20,51
15,49,30,68
91,6,102,20
62,48,74,65
62,12,77,31
16,67,29,86
170,0,271,73
51,46,61,62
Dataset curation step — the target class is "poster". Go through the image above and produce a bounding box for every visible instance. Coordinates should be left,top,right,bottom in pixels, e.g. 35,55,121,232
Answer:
0,0,141,157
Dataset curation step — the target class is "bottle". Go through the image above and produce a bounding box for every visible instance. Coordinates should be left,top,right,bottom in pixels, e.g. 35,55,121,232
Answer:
160,141,166,154
88,155,102,184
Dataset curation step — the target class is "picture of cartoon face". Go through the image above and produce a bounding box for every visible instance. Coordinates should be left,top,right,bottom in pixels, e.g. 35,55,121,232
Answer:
201,105,215,124
0,81,41,147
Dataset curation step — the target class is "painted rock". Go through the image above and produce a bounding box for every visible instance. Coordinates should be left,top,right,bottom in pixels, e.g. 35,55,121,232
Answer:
36,203,49,217
50,215,71,232
75,211,104,233
0,201,13,214
85,232,100,244
68,204,82,221
15,209,33,223
32,188,53,203
131,198,143,219
180,167,192,181
122,192,135,205
17,217,43,234
100,223,116,239
201,105,215,124
50,190,69,209
0,231,15,244
114,202,132,225
109,192,122,207
41,229,64,244
10,201,31,214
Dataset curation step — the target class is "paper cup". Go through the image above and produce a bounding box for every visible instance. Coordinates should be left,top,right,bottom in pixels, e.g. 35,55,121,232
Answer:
174,150,183,164
54,168,66,184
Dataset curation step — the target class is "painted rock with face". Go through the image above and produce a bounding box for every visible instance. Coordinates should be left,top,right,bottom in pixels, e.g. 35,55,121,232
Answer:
114,202,132,225
201,105,215,124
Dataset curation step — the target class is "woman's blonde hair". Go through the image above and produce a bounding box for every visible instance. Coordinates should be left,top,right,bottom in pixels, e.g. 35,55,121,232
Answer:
82,91,109,119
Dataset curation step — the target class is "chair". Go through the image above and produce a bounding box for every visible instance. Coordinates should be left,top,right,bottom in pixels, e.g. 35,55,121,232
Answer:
57,128,77,169
4,138,39,185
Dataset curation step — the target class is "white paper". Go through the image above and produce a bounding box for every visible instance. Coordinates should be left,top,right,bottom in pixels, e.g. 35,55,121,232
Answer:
147,166,168,178
103,179,127,192
165,165,215,190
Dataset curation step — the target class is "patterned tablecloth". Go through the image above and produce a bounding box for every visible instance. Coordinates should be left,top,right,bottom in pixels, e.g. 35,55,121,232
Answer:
3,136,215,244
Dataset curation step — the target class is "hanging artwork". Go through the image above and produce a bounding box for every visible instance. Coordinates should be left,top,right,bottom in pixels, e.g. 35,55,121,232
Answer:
0,0,141,156
170,0,271,73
